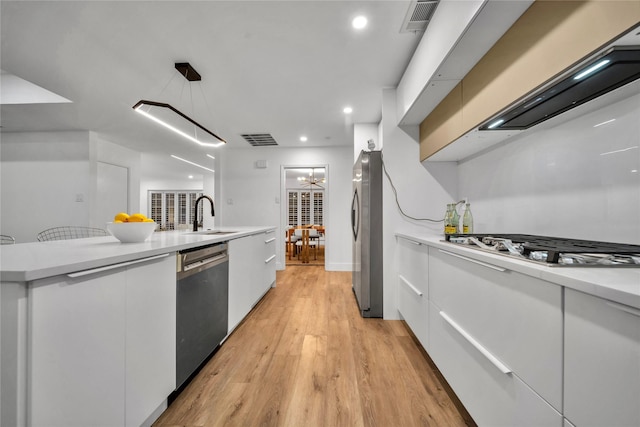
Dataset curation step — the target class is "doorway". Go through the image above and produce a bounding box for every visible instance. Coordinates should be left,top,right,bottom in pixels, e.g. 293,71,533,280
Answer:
282,166,327,267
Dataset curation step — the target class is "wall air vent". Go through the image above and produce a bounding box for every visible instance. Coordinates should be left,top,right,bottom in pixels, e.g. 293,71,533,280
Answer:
400,0,439,33
241,133,278,146
479,45,640,131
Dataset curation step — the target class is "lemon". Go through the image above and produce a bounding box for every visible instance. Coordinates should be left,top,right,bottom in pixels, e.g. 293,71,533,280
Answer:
128,213,147,222
114,220,124,223
143,218,155,222
114,212,130,222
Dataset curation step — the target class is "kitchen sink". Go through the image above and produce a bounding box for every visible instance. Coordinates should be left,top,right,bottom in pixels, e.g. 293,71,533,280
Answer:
186,230,238,236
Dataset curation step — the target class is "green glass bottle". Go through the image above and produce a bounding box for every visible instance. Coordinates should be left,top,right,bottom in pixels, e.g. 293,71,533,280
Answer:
462,203,474,234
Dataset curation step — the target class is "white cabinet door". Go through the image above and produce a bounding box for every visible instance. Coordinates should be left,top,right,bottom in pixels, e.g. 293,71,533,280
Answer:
228,235,260,332
396,236,429,350
429,301,563,427
29,270,127,427
125,254,176,427
564,289,640,427
429,248,562,411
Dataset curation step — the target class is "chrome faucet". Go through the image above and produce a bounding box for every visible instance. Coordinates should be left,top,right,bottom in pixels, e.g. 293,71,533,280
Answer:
193,195,215,232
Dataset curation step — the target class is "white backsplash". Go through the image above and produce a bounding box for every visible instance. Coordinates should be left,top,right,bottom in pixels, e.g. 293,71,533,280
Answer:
458,86,640,245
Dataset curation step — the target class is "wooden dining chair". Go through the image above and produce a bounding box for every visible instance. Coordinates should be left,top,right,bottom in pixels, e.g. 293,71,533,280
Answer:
286,228,300,260
295,229,318,263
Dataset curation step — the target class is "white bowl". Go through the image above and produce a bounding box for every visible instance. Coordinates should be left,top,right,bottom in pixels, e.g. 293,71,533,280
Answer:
107,221,157,243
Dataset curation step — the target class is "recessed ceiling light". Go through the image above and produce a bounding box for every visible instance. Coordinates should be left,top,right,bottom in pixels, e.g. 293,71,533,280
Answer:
188,175,194,179
352,16,367,29
343,106,353,114
300,136,308,142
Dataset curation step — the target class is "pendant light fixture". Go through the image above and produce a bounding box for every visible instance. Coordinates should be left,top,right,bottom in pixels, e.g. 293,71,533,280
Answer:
133,62,226,147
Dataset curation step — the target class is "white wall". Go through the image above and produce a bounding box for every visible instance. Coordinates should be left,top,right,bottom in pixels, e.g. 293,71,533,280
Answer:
0,131,143,243
218,146,352,271
1,131,91,243
380,89,457,319
457,86,640,245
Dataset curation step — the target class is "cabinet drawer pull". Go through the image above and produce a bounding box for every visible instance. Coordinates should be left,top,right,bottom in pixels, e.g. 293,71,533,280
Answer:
265,237,276,244
399,275,423,297
606,301,640,317
439,311,512,375
67,253,170,278
438,249,506,272
265,229,275,234
265,254,276,264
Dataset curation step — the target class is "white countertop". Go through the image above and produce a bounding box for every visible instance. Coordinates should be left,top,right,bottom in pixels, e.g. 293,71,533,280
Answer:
396,231,640,310
0,227,275,282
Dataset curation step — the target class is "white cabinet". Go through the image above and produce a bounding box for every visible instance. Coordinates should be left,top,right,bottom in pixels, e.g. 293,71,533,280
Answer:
396,236,429,350
28,254,176,427
29,268,127,426
429,301,562,427
428,248,563,426
125,255,176,427
564,289,640,427
262,229,277,294
228,230,276,333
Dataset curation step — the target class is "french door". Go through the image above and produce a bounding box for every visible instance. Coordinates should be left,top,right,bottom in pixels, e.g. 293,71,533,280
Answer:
287,190,324,227
148,191,203,230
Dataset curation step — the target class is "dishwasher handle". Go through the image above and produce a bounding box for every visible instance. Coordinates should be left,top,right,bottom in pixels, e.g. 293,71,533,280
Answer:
183,253,227,272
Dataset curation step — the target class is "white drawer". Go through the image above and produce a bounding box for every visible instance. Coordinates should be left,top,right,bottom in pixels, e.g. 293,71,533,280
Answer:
397,236,429,297
398,274,429,350
429,248,562,410
397,236,429,349
428,301,562,427
564,289,640,427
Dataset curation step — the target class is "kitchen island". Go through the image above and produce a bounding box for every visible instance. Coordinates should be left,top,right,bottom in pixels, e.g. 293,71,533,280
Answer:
0,227,277,427
396,230,640,427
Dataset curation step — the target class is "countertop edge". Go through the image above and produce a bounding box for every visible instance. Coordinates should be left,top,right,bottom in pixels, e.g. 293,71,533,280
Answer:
1,227,276,282
395,231,640,310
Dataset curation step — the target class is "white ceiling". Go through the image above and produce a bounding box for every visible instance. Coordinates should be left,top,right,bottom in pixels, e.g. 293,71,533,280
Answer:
0,0,423,170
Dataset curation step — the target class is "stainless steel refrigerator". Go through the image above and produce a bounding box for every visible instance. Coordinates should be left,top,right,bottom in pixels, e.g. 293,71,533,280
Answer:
351,150,383,318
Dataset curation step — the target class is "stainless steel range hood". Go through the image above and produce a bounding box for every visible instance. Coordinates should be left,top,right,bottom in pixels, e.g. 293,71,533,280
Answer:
479,44,640,131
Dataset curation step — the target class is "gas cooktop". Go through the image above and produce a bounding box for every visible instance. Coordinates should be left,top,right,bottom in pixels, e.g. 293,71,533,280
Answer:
445,234,640,267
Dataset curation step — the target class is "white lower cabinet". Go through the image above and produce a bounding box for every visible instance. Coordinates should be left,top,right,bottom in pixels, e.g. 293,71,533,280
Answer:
28,254,176,427
125,255,176,427
429,301,562,427
427,247,563,426
396,236,429,350
228,231,276,333
262,229,277,295
564,289,640,427
29,268,127,426
429,248,563,411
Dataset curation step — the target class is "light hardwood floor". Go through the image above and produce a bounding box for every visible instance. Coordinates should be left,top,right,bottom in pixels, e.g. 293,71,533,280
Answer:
154,266,475,427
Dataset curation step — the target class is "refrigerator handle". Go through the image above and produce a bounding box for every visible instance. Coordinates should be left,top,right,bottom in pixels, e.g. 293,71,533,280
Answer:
351,189,359,241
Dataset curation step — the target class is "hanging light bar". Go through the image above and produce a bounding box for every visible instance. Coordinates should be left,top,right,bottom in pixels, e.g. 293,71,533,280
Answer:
133,100,226,147
133,62,226,147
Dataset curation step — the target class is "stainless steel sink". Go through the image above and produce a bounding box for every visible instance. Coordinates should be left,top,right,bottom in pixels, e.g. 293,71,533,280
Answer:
186,230,238,236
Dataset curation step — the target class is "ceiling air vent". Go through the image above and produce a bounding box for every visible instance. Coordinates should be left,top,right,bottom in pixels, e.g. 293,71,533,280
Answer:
241,133,278,146
400,0,439,33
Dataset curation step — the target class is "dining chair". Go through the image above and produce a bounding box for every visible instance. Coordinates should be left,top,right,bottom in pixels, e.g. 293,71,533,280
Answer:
286,228,300,260
0,235,16,245
37,226,109,242
295,229,318,263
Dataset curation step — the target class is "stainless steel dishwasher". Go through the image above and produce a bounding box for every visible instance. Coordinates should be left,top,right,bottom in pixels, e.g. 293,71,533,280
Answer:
176,242,229,389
